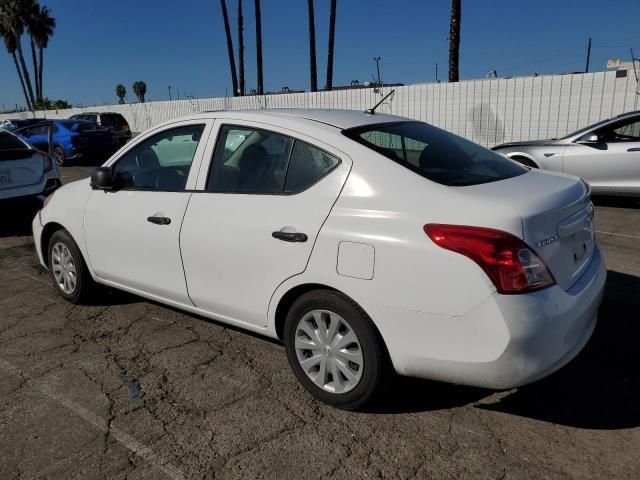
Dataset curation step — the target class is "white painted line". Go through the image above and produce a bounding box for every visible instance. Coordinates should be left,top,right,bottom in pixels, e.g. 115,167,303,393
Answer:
0,359,185,480
595,230,640,240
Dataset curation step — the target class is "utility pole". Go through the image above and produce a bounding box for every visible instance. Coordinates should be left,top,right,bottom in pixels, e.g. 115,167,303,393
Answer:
585,37,592,73
435,63,439,82
373,57,382,86
168,86,172,101
631,48,638,83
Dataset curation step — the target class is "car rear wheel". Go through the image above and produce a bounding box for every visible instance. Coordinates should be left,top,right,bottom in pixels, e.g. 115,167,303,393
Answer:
48,229,96,304
53,145,65,167
284,290,391,410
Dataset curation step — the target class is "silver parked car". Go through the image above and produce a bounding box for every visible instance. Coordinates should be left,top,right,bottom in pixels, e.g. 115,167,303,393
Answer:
492,110,640,196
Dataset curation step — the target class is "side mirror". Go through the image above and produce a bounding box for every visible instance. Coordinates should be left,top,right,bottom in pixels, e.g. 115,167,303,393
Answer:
578,134,600,144
91,166,114,190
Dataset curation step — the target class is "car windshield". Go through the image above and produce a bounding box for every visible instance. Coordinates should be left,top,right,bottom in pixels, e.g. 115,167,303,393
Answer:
558,117,613,140
343,121,527,187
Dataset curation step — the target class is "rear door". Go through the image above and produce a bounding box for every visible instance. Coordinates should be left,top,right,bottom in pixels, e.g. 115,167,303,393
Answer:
180,121,351,327
563,115,640,194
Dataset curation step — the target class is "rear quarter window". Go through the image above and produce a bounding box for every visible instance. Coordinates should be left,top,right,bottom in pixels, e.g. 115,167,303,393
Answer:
344,121,526,187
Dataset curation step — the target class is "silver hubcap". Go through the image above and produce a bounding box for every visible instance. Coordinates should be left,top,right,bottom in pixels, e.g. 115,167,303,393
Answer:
294,310,364,394
51,242,77,294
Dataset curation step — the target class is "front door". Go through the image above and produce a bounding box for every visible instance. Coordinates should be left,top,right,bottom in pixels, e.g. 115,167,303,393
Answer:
563,115,640,194
84,121,209,304
180,122,351,327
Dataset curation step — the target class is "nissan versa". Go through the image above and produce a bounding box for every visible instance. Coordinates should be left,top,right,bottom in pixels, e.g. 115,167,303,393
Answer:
32,109,606,409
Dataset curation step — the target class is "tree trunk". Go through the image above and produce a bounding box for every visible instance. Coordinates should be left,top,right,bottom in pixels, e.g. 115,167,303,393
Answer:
30,38,40,100
38,47,44,100
237,0,245,96
448,0,461,83
16,43,36,107
220,0,239,96
325,0,337,90
12,52,32,111
254,0,263,95
307,0,317,92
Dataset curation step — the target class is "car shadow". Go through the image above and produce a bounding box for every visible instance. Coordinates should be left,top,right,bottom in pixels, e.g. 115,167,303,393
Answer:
1,202,40,238
592,195,640,209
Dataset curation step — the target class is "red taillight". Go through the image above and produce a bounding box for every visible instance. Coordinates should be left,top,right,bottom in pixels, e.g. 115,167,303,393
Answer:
122,123,130,131
424,224,555,294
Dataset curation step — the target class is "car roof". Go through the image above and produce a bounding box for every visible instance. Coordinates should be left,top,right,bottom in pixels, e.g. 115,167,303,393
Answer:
196,108,409,129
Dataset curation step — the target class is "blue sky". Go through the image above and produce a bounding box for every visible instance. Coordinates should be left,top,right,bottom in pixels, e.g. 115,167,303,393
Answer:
1,0,639,109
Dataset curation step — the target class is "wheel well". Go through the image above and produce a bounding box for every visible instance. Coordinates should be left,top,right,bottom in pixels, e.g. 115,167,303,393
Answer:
510,155,539,168
274,283,339,340
40,222,65,266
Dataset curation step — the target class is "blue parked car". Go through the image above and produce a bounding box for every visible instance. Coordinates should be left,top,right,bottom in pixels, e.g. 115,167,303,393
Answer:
13,120,118,166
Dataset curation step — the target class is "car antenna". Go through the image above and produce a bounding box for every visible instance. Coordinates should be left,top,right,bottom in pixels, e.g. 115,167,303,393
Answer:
365,89,396,115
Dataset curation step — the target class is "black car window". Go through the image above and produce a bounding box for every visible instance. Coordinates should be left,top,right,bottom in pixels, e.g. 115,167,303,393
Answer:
284,141,340,192
207,125,293,193
0,131,30,150
605,118,640,142
113,125,205,191
343,121,526,187
100,114,126,129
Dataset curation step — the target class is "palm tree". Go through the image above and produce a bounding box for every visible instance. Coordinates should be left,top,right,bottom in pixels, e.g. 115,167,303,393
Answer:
254,0,263,95
27,3,55,100
116,84,126,104
132,81,147,103
448,0,461,82
219,0,238,96
1,0,36,106
0,22,31,110
237,0,244,96
307,0,317,92
325,0,337,90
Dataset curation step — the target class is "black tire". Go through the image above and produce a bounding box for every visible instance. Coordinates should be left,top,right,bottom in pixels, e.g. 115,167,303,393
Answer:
511,156,538,168
47,229,96,304
53,145,66,167
283,289,392,410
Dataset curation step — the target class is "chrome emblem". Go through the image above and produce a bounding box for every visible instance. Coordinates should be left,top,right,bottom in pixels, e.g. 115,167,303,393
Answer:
536,234,558,248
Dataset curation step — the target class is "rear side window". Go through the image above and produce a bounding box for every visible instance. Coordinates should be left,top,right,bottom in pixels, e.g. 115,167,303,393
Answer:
285,141,339,192
207,125,293,193
344,121,526,186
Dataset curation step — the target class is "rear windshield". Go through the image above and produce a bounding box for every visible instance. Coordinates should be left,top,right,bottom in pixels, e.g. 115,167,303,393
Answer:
343,121,527,186
100,114,126,128
0,131,32,161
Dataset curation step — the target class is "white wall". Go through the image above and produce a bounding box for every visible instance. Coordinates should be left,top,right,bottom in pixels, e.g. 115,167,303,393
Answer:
2,70,638,147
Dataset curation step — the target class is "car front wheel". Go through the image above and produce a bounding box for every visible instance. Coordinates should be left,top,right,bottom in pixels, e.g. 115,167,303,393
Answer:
284,290,391,410
48,229,96,303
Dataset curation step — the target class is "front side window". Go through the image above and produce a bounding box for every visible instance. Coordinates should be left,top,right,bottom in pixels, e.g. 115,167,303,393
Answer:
344,121,526,187
207,125,293,193
600,117,640,142
113,124,204,191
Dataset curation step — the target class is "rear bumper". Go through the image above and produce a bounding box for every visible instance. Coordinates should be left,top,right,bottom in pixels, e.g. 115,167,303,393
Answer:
0,174,60,202
369,246,606,389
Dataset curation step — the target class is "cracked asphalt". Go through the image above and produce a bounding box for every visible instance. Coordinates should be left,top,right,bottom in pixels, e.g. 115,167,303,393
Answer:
1,166,639,479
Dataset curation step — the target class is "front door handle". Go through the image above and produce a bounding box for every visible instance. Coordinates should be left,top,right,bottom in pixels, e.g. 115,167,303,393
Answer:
272,231,308,242
147,216,171,225
627,147,640,152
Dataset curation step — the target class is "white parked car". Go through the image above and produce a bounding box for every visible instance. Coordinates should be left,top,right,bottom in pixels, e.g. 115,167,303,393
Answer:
0,129,60,203
32,109,606,409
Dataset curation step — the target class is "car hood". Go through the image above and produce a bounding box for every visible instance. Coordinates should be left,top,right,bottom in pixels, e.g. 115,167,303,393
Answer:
492,138,568,149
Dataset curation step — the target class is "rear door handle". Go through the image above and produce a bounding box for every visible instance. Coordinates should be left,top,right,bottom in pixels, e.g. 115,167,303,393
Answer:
627,147,640,152
272,231,308,242
147,216,171,225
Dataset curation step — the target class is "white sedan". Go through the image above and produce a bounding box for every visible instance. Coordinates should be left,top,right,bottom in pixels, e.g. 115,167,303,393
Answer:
1,129,60,203
32,109,606,409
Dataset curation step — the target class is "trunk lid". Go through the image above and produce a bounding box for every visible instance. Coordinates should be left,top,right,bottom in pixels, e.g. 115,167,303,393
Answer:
459,170,594,291
0,150,44,189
